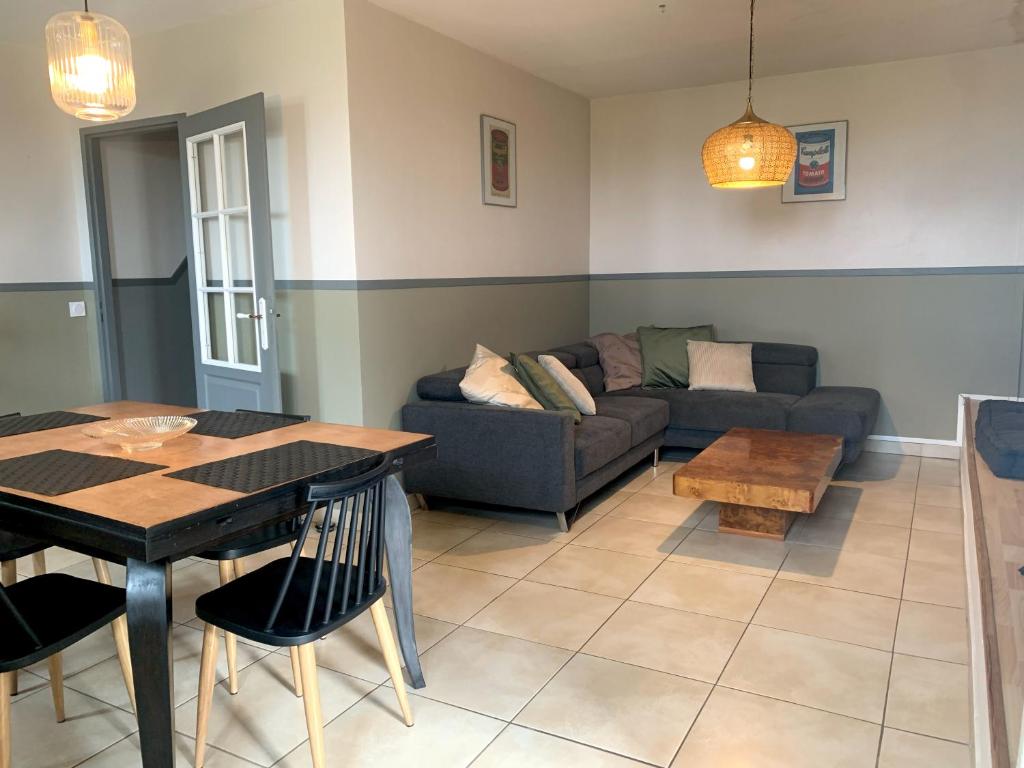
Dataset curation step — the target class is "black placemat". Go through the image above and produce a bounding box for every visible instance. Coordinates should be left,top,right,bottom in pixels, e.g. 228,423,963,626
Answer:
166,440,382,494
0,450,167,496
185,410,304,439
0,411,107,439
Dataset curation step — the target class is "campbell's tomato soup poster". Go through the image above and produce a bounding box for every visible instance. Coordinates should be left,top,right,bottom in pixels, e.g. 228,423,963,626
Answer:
782,120,847,203
794,129,834,195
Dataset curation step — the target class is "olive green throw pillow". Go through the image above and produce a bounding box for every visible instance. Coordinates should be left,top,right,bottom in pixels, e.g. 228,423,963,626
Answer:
637,324,715,388
511,353,582,423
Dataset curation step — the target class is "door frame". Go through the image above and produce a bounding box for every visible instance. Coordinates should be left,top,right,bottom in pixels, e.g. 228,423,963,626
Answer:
80,113,186,402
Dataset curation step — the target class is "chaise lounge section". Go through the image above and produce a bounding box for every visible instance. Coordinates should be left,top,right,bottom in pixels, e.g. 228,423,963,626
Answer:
402,340,879,528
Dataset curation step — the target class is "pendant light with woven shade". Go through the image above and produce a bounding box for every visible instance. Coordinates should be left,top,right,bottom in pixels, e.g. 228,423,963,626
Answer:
701,0,795,188
45,0,136,122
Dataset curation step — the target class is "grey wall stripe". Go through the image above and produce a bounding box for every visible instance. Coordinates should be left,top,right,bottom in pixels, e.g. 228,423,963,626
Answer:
4,264,1020,293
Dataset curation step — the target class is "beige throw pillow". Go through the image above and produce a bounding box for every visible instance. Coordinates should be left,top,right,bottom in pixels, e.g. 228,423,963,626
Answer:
687,341,756,392
459,345,542,409
588,332,642,391
538,355,597,416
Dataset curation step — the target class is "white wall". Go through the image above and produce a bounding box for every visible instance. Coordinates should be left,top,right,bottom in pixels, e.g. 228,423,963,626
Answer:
590,44,1024,274
343,0,591,280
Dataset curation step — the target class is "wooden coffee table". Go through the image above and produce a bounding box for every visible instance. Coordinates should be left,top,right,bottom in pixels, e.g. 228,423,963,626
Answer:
673,428,843,540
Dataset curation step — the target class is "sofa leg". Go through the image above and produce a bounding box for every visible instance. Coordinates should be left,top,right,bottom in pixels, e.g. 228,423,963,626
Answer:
555,511,569,533
652,448,660,469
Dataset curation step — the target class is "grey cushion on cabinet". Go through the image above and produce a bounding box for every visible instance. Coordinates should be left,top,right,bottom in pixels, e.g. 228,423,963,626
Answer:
574,416,631,477
594,396,670,447
975,400,1024,479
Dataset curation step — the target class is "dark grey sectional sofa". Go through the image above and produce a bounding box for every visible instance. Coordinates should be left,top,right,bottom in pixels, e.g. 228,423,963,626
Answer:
402,340,880,529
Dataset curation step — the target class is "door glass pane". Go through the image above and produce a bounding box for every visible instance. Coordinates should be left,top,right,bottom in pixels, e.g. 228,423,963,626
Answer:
222,130,248,208
226,214,253,287
206,292,229,361
234,293,259,366
201,218,223,286
196,139,218,212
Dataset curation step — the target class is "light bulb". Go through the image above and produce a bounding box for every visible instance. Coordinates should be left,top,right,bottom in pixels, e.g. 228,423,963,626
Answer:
71,53,112,94
738,156,756,171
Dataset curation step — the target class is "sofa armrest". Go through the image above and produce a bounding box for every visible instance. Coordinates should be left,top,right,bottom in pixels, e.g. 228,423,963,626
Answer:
401,401,576,513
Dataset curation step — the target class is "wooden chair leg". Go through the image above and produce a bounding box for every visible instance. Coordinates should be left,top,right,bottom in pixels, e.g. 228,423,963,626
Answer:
217,561,240,695
0,672,10,768
368,600,414,726
30,552,46,577
2,561,16,697
46,655,65,723
195,624,219,768
92,559,137,712
296,644,326,768
289,647,304,698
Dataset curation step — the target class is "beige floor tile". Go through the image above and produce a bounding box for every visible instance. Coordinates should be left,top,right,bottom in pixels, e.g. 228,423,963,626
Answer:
486,502,606,544
405,626,570,719
411,557,428,570
307,607,455,684
434,530,563,578
583,601,744,682
902,560,966,608
789,517,910,560
915,483,962,509
918,458,961,487
671,687,880,768
27,616,120,679
836,453,920,483
413,508,497,530
176,652,375,766
8,687,138,768
636,470,679,497
66,624,268,710
400,562,515,624
816,485,914,528
753,580,899,651
572,515,689,559
695,507,721,531
894,601,968,664
609,492,710,527
524,544,660,598
466,581,622,651
167,561,222,623
515,654,710,766
411,519,480,560
885,654,970,742
14,546,90,577
778,544,906,598
830,479,918,506
274,688,504,768
78,733,259,767
912,504,963,534
877,728,970,768
908,529,964,566
669,529,789,577
472,725,649,767
632,561,772,622
720,625,891,723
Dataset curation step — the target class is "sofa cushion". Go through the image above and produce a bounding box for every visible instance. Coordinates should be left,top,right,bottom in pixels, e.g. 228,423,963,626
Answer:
549,343,597,368
573,365,606,396
787,386,880,444
594,396,670,447
574,415,631,477
460,345,542,410
751,342,818,396
589,333,642,391
540,354,596,415
622,388,798,432
688,341,756,392
417,368,468,401
976,400,1024,479
511,353,582,422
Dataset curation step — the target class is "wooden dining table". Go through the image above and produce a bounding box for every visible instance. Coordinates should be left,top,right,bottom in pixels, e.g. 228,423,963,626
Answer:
0,401,436,768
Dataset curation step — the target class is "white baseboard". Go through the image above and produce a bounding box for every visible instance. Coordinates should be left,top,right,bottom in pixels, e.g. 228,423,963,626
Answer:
864,435,961,460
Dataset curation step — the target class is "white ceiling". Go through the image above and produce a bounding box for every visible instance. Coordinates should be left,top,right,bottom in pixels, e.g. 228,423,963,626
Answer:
0,0,289,45
369,0,1023,97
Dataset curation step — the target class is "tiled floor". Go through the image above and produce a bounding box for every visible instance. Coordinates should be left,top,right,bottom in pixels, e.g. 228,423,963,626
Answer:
7,452,971,767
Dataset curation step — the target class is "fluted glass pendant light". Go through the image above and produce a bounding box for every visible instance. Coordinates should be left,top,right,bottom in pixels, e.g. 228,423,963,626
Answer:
701,0,795,188
45,1,136,122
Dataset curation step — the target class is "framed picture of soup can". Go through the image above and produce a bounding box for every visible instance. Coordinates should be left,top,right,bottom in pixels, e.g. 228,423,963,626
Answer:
481,115,517,207
782,120,847,203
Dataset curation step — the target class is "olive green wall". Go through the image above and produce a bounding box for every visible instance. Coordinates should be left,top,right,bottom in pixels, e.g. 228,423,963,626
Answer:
589,273,1024,440
356,281,591,429
0,289,104,414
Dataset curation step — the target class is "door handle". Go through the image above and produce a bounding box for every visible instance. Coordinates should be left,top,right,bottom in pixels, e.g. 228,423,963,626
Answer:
258,297,270,351
235,313,263,320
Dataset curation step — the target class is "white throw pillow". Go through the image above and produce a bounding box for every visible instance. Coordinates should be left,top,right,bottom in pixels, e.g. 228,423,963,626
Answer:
459,345,542,409
538,354,597,416
687,340,756,392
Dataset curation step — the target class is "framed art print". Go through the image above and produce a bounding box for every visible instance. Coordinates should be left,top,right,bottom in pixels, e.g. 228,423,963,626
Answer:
782,120,848,203
481,115,516,207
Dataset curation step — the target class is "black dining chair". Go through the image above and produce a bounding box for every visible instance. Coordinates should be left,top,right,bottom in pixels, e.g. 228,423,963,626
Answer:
195,409,311,697
193,456,413,768
0,572,129,768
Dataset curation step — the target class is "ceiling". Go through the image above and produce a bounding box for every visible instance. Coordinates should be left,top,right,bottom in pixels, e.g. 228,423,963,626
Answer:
369,0,1023,97
0,0,288,45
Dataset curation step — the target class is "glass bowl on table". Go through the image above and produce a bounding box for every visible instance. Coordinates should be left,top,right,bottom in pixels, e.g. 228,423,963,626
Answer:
82,415,197,453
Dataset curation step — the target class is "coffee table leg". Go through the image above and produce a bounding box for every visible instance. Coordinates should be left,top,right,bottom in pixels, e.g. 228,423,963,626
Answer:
126,559,175,768
719,504,796,540
384,475,425,689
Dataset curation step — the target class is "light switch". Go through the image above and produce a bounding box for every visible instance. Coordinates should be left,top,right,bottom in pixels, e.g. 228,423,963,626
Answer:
68,301,86,318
